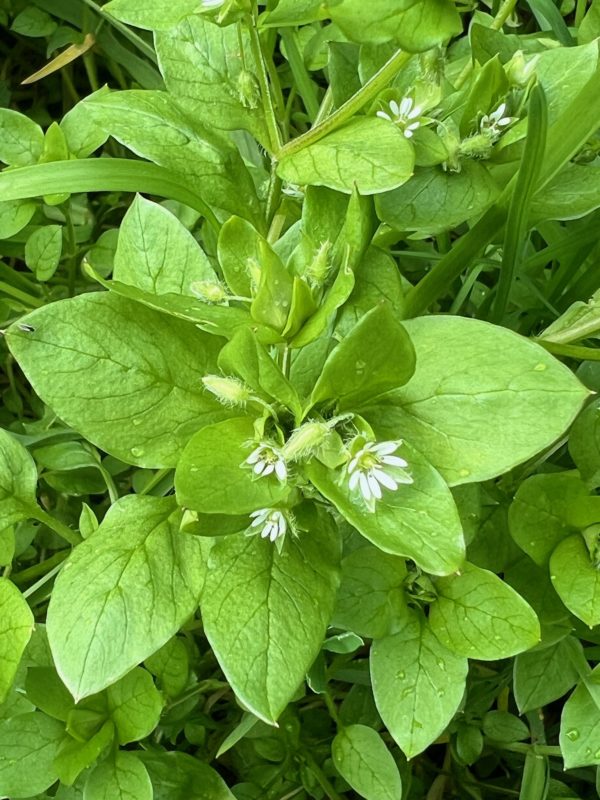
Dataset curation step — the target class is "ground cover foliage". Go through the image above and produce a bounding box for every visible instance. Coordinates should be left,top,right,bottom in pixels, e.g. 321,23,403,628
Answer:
2,0,600,797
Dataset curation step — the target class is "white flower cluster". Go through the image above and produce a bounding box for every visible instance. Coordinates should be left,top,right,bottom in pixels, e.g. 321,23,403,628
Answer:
479,102,516,142
377,97,423,139
243,431,414,545
347,440,413,508
245,443,287,481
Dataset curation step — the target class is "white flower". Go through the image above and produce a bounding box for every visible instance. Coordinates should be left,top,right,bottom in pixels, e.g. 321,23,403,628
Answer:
377,97,423,138
347,440,413,509
245,443,287,481
249,508,287,543
479,103,516,140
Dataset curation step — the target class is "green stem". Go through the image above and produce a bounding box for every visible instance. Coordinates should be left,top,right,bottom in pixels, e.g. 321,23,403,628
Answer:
0,282,43,308
23,560,66,600
536,340,600,361
247,17,283,154
139,468,173,496
491,0,519,29
404,204,506,318
79,0,158,63
280,29,320,121
301,750,343,800
11,550,69,586
30,507,81,546
278,50,412,159
491,742,562,757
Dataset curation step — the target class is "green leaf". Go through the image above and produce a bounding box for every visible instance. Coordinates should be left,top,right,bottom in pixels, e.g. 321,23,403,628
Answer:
482,711,529,743
144,637,189,698
25,667,75,721
47,496,204,699
365,316,589,485
0,108,44,166
429,562,540,659
155,16,269,146
332,724,402,800
560,667,600,769
514,637,580,714
84,90,262,226
509,474,600,565
311,304,415,410
25,225,62,282
250,244,294,334
0,199,36,239
336,247,406,337
107,667,163,744
218,329,302,416
277,118,414,195
175,417,290,515
531,164,600,222
0,428,38,528
84,752,153,800
6,292,229,468
332,545,407,639
291,259,356,348
54,720,114,786
217,215,263,297
0,712,64,797
201,510,341,722
326,0,461,50
0,580,34,704
375,162,500,236
306,444,465,576
550,534,600,627
371,610,468,758
140,751,236,800
105,0,199,30
114,195,217,295
60,89,110,160
91,276,258,342
570,397,600,486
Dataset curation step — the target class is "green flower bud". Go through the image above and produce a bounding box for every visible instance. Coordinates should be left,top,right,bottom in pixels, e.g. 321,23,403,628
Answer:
190,280,229,304
304,241,332,289
458,132,494,161
282,421,330,462
202,375,252,408
237,69,261,110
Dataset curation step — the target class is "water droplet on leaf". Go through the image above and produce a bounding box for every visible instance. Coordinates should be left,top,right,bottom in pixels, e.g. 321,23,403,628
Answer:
566,729,580,741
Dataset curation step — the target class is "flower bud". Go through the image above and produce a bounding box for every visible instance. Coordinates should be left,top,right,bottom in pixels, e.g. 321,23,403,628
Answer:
505,51,540,87
304,241,332,289
282,421,330,462
458,132,493,160
190,280,229,304
202,375,252,407
237,70,261,110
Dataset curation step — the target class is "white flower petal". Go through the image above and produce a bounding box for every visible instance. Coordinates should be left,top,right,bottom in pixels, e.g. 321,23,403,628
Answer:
367,474,383,499
262,463,275,476
246,449,261,464
389,100,401,116
254,461,266,475
275,461,287,481
372,468,398,491
348,456,359,472
349,470,361,491
359,472,372,501
372,441,398,456
381,455,408,468
377,110,392,121
404,130,414,138
399,97,413,117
